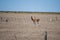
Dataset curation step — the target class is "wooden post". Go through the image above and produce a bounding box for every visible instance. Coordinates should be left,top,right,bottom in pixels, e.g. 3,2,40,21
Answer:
44,31,47,40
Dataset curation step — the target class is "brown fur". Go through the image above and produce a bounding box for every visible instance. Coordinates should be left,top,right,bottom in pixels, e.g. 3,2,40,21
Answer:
31,16,40,24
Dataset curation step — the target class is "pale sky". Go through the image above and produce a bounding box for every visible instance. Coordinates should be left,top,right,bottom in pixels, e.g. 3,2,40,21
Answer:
0,0,60,12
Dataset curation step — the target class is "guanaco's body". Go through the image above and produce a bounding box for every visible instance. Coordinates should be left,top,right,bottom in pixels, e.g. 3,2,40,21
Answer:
31,16,40,24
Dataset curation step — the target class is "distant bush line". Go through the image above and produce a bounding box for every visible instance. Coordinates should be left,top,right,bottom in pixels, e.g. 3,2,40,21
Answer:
0,11,60,14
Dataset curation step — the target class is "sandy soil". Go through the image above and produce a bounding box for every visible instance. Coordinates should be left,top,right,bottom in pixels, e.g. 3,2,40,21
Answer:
0,13,60,40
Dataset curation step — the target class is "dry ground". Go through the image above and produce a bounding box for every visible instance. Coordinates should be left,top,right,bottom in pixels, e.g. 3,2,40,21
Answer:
0,13,60,40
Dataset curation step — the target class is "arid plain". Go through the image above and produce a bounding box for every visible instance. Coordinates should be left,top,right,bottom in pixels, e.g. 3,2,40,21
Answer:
0,12,60,40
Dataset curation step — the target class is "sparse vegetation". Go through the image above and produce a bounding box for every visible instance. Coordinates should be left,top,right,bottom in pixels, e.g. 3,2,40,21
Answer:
0,12,60,40
0,11,60,14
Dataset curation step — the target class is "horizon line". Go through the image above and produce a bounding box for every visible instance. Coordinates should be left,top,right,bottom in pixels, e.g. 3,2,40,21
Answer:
0,11,60,13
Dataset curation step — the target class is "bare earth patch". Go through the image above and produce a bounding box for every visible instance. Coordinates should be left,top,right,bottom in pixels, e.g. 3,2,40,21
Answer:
0,13,60,40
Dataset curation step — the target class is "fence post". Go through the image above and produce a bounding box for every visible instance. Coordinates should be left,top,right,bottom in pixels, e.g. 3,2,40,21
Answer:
44,31,47,40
